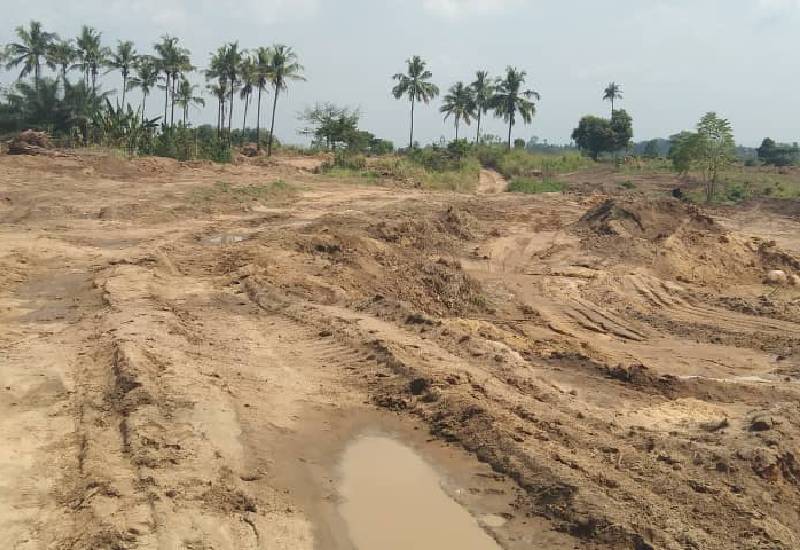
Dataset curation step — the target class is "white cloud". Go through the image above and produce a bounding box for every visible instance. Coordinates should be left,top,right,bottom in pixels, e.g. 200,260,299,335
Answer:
422,0,523,19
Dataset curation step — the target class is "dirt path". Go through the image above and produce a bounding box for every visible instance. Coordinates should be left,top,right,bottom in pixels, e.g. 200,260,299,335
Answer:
478,169,508,194
2,153,800,549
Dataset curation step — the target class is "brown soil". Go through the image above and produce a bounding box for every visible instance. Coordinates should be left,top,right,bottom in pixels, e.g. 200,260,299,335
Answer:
2,152,800,550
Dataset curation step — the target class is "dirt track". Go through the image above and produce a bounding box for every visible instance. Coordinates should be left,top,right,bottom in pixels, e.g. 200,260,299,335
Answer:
1,153,800,550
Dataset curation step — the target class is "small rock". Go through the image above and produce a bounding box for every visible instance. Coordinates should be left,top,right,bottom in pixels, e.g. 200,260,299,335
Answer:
765,270,787,285
750,415,773,432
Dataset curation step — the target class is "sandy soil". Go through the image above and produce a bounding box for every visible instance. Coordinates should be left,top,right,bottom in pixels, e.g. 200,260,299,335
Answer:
1,152,799,550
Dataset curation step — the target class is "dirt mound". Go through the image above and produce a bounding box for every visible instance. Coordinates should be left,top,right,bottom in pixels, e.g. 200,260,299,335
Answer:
240,143,260,157
576,198,716,240
7,130,53,155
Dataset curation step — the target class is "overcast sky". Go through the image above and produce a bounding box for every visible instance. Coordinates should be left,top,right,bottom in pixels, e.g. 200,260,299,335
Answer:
1,0,798,146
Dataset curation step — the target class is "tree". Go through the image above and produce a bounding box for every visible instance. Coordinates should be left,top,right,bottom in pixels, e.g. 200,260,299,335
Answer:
154,35,191,128
174,78,205,126
696,112,735,201
47,40,76,85
610,109,633,152
238,55,257,135
299,103,360,150
206,81,227,136
643,139,660,159
392,55,439,150
107,40,138,107
471,70,495,143
265,44,305,156
5,21,57,92
127,57,159,121
571,116,615,160
668,131,704,175
253,47,271,151
75,26,107,97
757,138,799,167
440,81,476,141
603,81,622,114
491,66,540,149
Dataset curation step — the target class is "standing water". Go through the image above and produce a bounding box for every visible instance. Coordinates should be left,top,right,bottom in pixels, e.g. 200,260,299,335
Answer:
339,435,501,550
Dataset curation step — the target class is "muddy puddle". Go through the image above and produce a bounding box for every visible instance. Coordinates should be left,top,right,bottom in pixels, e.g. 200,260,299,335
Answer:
338,435,501,550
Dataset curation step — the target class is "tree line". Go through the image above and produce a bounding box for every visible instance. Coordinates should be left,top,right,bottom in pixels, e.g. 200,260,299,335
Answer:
391,55,540,150
1,20,304,155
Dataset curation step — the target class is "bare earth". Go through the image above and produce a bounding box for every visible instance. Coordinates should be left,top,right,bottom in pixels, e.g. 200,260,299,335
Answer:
1,153,799,550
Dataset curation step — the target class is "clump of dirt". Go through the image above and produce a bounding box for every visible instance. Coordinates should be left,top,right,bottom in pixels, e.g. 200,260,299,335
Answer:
7,130,54,155
576,198,715,240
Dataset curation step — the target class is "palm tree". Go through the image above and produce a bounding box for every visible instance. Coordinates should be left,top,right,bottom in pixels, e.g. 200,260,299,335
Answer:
440,81,476,141
207,80,228,136
74,26,106,97
47,40,77,84
174,78,205,126
603,82,622,114
5,21,57,92
107,40,137,107
154,35,191,127
253,47,272,151
223,42,243,139
127,57,159,121
392,55,439,150
265,44,305,156
491,66,540,150
238,55,257,136
471,70,495,144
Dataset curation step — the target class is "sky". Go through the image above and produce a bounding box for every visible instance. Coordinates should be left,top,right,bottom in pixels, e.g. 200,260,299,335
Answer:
1,0,798,147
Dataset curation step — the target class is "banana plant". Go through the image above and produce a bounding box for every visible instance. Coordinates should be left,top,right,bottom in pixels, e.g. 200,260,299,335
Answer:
92,98,160,153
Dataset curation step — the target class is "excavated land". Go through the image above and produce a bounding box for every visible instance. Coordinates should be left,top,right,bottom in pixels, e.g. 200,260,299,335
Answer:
1,153,800,550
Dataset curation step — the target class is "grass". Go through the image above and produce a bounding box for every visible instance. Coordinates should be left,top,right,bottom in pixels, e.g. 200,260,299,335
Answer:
191,179,297,203
683,166,800,204
507,177,564,194
478,147,593,179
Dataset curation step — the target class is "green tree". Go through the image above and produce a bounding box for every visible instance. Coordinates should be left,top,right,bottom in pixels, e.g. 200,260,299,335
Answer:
107,40,138,107
75,26,107,97
696,112,735,201
440,81,476,141
571,115,615,160
757,137,799,167
491,66,540,150
127,57,159,121
238,55,257,135
206,80,228,136
265,44,305,156
174,78,205,126
471,70,495,143
5,21,57,92
392,55,439,150
154,35,191,128
668,131,704,175
253,47,272,151
643,139,660,159
610,109,633,152
47,40,76,84
603,81,623,114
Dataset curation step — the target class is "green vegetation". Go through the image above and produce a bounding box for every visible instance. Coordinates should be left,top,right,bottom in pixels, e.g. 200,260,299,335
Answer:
490,67,540,150
757,138,799,167
507,177,564,194
192,179,296,203
571,109,633,160
392,55,440,150
440,81,476,141
603,82,623,114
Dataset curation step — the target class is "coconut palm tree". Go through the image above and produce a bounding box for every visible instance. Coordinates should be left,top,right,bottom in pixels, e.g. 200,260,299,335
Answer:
127,57,159,121
206,80,228,136
471,70,495,144
392,55,439,150
491,66,540,150
253,47,272,151
603,82,622,114
74,26,107,97
265,44,305,156
153,35,191,127
5,21,57,92
440,81,476,141
47,40,77,85
174,77,205,126
107,40,138,107
238,55,257,136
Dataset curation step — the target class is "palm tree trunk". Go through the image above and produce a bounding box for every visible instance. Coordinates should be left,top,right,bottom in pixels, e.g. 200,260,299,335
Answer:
141,93,147,122
476,110,481,144
184,105,188,127
228,89,235,143
241,92,249,136
409,97,415,150
35,63,41,92
122,72,127,107
507,119,513,150
163,73,170,128
455,119,459,141
170,76,176,127
256,86,263,151
91,68,97,98
267,87,279,156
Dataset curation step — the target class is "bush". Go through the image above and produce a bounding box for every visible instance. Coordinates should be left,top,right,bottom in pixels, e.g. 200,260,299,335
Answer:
507,178,564,194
